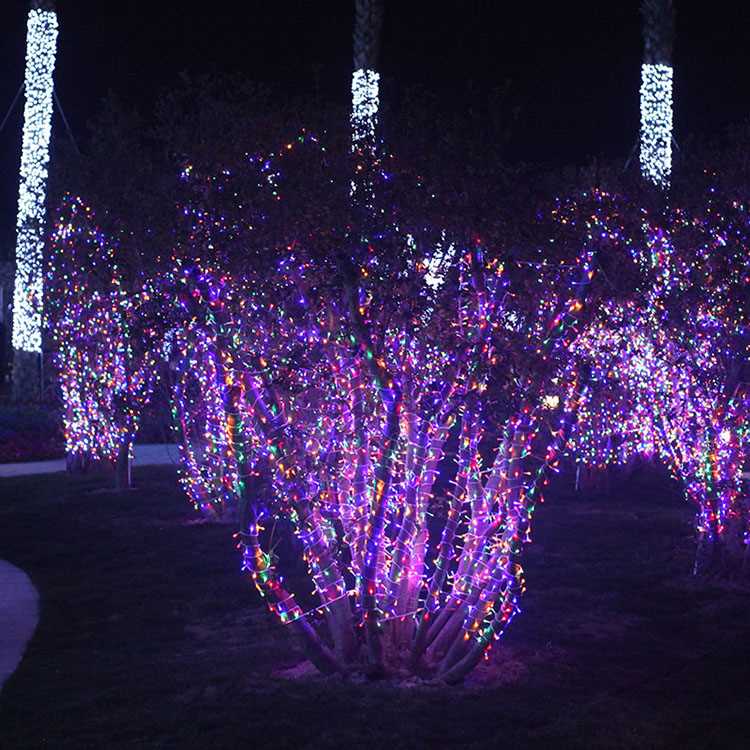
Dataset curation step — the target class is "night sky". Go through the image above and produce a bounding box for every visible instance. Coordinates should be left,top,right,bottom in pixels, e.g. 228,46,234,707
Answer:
2,0,750,253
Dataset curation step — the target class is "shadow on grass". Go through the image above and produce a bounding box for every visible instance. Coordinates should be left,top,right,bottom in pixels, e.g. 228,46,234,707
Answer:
0,466,748,749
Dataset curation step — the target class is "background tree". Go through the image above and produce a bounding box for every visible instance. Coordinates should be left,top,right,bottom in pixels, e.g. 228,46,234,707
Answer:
47,195,163,487
568,187,750,576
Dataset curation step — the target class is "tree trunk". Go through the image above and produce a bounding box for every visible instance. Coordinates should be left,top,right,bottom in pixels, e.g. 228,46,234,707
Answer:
12,3,58,378
353,0,383,71
639,0,674,188
115,440,132,490
693,529,748,578
66,452,86,473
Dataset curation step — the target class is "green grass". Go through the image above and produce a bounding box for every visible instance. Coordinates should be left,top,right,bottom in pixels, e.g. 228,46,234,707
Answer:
1,466,749,749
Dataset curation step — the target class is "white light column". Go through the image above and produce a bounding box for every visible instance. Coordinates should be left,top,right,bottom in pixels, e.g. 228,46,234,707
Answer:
12,6,59,354
639,63,673,189
351,68,379,146
350,68,379,204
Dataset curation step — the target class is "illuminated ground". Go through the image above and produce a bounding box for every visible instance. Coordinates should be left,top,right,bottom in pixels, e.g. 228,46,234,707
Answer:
0,465,748,749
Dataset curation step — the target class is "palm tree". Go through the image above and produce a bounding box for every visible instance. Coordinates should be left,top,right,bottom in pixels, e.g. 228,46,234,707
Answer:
11,0,58,400
350,0,383,207
639,0,674,188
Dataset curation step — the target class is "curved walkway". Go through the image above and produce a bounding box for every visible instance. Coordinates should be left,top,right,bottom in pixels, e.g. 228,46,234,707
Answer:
0,560,39,693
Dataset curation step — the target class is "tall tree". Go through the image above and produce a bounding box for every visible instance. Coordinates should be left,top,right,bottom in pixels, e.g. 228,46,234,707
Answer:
351,0,384,209
156,135,607,681
11,0,58,400
569,188,750,577
639,0,674,188
47,195,162,488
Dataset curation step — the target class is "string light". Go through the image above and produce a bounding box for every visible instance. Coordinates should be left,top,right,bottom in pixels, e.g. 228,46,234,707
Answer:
423,231,456,291
136,136,600,679
639,63,673,188
47,195,161,467
567,189,750,563
350,68,379,204
351,68,379,146
47,129,750,678
166,190,595,680
12,6,58,353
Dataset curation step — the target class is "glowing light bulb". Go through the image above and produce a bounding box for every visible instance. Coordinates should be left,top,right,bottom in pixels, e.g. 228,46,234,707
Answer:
542,394,560,410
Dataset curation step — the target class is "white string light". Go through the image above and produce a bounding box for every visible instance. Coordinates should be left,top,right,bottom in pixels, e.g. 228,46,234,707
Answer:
424,231,456,291
639,63,673,189
350,68,379,203
12,7,59,353
351,68,379,146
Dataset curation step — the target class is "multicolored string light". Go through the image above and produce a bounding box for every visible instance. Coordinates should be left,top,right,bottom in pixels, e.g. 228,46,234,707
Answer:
47,195,162,467
567,190,750,568
47,134,750,680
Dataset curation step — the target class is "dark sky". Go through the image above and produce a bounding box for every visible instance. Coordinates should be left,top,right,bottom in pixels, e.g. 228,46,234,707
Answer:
2,0,750,249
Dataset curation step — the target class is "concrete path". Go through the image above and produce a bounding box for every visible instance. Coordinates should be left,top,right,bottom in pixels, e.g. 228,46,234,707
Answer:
0,443,180,478
0,560,39,693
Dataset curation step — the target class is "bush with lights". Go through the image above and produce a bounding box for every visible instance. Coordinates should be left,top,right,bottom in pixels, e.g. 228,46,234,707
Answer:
568,190,750,575
154,137,643,681
47,195,163,486
47,123,750,678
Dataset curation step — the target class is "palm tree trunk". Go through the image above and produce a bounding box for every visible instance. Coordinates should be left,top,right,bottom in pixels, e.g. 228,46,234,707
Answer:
351,0,384,207
11,1,58,400
639,0,674,188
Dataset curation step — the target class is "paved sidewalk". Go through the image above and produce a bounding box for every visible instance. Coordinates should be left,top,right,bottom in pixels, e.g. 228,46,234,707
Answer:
0,560,39,693
0,443,180,478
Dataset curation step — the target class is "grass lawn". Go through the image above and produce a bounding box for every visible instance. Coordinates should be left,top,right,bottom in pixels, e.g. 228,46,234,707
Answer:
1,466,749,749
